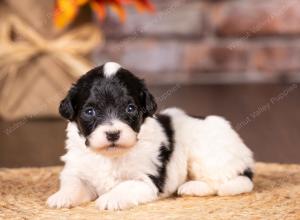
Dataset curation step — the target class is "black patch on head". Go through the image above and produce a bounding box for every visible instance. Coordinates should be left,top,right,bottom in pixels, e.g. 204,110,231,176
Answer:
241,168,254,181
59,66,104,122
58,64,157,138
148,114,174,193
116,69,157,119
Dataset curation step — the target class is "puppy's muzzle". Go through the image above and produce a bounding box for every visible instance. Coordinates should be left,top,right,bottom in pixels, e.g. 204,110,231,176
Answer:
88,120,137,157
105,130,120,142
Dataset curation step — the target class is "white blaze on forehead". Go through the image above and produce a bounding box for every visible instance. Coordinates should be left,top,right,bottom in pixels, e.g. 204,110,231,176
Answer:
103,62,121,77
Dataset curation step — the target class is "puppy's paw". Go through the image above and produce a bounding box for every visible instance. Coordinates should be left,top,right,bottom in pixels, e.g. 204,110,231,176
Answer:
96,191,138,210
177,181,216,197
217,176,253,196
47,191,74,208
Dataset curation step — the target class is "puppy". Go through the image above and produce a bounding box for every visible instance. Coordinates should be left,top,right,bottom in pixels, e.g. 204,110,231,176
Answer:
47,62,254,210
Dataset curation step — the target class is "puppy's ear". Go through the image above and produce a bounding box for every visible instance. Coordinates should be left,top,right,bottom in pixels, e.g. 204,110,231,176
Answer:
141,87,157,117
59,85,78,120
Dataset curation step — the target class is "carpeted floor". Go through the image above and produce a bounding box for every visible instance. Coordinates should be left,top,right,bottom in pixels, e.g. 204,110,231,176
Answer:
0,163,299,220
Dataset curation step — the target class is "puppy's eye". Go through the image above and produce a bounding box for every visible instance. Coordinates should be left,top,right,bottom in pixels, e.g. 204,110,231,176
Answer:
84,108,96,117
126,104,136,113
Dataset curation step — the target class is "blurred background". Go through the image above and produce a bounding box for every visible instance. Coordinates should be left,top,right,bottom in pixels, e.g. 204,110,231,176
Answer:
0,0,299,167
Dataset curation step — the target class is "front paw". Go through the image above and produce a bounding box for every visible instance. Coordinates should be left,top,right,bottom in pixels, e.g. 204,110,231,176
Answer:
47,191,74,208
96,191,138,210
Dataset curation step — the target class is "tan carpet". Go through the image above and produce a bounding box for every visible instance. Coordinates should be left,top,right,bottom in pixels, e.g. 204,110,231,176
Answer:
0,163,299,220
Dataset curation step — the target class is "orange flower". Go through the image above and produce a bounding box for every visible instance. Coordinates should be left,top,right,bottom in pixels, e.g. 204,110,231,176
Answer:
54,0,155,29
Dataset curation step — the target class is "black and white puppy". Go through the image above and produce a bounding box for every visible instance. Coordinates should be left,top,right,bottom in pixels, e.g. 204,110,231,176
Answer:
47,62,254,210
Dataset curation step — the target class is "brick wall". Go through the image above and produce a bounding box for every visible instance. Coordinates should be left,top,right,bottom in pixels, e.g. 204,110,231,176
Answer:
94,0,300,84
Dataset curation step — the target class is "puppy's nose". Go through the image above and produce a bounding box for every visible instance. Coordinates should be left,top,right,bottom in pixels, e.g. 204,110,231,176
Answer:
105,131,120,142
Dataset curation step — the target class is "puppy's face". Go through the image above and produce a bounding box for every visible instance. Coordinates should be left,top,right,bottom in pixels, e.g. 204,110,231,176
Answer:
59,62,157,157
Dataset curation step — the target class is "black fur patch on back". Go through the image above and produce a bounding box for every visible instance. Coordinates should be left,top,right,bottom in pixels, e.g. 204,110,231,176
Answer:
189,114,206,120
148,114,175,193
241,168,254,180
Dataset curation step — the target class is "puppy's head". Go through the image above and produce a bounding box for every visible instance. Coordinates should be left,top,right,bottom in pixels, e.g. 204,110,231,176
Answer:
59,62,157,157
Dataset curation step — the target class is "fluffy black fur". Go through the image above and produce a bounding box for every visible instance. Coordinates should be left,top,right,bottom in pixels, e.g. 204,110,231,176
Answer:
148,114,175,193
242,168,254,181
59,65,157,138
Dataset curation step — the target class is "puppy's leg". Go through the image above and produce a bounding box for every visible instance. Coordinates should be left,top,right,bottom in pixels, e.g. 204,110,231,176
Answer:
96,180,158,210
177,180,216,196
217,176,253,196
179,153,217,197
47,175,97,208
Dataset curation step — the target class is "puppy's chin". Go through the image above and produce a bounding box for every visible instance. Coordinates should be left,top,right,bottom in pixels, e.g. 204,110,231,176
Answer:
89,141,137,158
